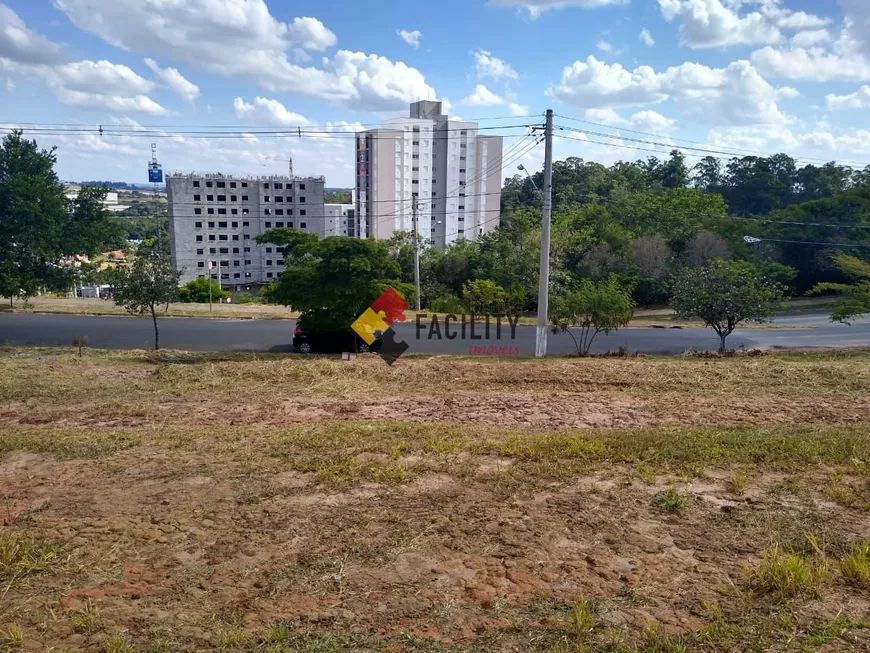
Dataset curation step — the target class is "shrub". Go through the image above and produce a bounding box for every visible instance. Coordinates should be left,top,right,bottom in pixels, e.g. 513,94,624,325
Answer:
429,295,466,314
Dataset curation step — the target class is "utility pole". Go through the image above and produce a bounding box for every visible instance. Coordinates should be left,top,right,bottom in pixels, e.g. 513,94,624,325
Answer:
535,109,554,358
412,200,422,311
148,143,163,253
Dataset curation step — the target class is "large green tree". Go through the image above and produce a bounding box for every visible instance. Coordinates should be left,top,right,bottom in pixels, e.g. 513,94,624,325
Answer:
258,229,412,330
0,131,120,305
550,277,635,355
811,254,870,323
671,260,783,353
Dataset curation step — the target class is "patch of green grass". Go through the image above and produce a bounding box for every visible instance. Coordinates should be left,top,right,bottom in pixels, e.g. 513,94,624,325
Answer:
838,542,870,585
0,427,141,460
0,626,23,650
102,633,135,653
749,543,831,599
0,532,62,582
822,476,870,510
72,601,103,635
726,471,750,495
652,489,691,513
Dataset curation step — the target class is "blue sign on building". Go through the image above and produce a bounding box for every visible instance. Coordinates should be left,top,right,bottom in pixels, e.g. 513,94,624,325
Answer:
148,162,163,184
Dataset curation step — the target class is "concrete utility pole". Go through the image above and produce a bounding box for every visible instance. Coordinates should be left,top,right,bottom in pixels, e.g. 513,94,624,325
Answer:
535,109,554,358
412,201,422,311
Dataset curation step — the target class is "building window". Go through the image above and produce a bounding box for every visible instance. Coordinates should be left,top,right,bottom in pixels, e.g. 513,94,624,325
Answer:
196,248,203,255
299,210,306,216
193,180,200,187
265,222,271,228
263,183,270,189
242,195,248,201
230,195,237,202
231,209,238,215
458,229,465,234
230,182,236,189
218,208,227,215
206,181,213,187
412,167,419,172
194,208,202,215
219,247,228,254
209,247,216,254
231,221,238,228
232,247,239,254
242,209,249,215
233,273,240,279
245,272,252,277
219,234,228,241
207,194,214,201
243,221,249,227
208,235,215,241
460,130,467,135
274,183,282,190
266,259,273,265
232,235,239,241
287,209,293,215
266,247,273,253
459,169,466,173
412,180,419,184
265,209,271,216
299,183,305,190
458,205,465,210
412,140,419,145
276,222,284,228
243,234,250,240
275,209,283,216
458,216,464,222
277,259,284,265
218,221,227,228
266,272,273,278
233,260,240,267
208,221,215,228
221,273,229,280
300,222,306,228
241,182,248,188
198,274,205,279
245,259,252,265
299,196,306,203
193,194,201,201
244,247,250,253
195,222,202,229
208,208,214,215
196,235,203,242
216,181,225,188
217,195,226,201
197,261,204,268
412,154,419,159
432,180,436,184
275,196,283,203
412,127,420,132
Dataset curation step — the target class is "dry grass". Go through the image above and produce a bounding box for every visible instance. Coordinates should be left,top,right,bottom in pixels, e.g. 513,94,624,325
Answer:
1,346,870,651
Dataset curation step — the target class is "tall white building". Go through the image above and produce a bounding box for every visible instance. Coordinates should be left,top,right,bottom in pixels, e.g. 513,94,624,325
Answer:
355,101,503,249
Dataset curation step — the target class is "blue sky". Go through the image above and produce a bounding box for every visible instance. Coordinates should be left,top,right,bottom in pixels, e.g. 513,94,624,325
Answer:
2,0,869,185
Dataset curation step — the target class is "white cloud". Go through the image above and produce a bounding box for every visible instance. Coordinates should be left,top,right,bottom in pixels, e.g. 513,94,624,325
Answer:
397,29,422,49
840,0,870,57
462,83,505,106
440,97,453,114
596,40,613,53
639,28,655,47
826,85,870,110
583,107,677,133
286,17,336,50
51,89,171,115
490,0,628,19
473,50,518,80
791,29,831,48
548,56,793,126
5,77,14,92
232,96,311,126
0,4,65,64
144,58,200,103
657,0,828,49
751,42,870,82
708,123,870,161
52,0,434,111
508,102,530,115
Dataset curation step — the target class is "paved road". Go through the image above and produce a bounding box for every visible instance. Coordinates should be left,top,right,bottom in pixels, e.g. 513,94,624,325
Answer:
2,312,869,355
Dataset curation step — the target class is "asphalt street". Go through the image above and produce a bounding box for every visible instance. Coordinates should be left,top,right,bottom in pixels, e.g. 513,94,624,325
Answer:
2,312,870,355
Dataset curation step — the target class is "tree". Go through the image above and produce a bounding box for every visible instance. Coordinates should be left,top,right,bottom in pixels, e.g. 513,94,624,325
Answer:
0,131,121,304
109,245,181,350
684,231,730,267
631,235,673,279
178,277,228,303
462,279,520,315
811,254,870,323
258,229,412,330
671,260,783,353
550,277,634,355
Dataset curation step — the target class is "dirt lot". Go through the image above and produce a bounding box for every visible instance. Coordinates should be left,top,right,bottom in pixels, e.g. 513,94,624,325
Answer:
1,348,869,652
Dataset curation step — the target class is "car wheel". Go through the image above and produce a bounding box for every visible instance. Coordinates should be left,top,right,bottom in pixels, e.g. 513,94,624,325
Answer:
298,342,312,354
358,342,371,353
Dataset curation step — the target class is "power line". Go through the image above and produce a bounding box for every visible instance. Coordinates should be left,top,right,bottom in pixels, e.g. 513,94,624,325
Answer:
554,112,870,168
746,237,870,248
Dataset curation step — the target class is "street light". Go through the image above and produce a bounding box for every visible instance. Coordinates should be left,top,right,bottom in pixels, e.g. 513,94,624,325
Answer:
743,236,762,244
517,164,539,191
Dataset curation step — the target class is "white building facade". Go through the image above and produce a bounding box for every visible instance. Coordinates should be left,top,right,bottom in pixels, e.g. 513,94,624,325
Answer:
355,101,503,249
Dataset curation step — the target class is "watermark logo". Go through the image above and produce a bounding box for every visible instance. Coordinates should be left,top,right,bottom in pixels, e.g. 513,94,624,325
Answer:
350,287,410,365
